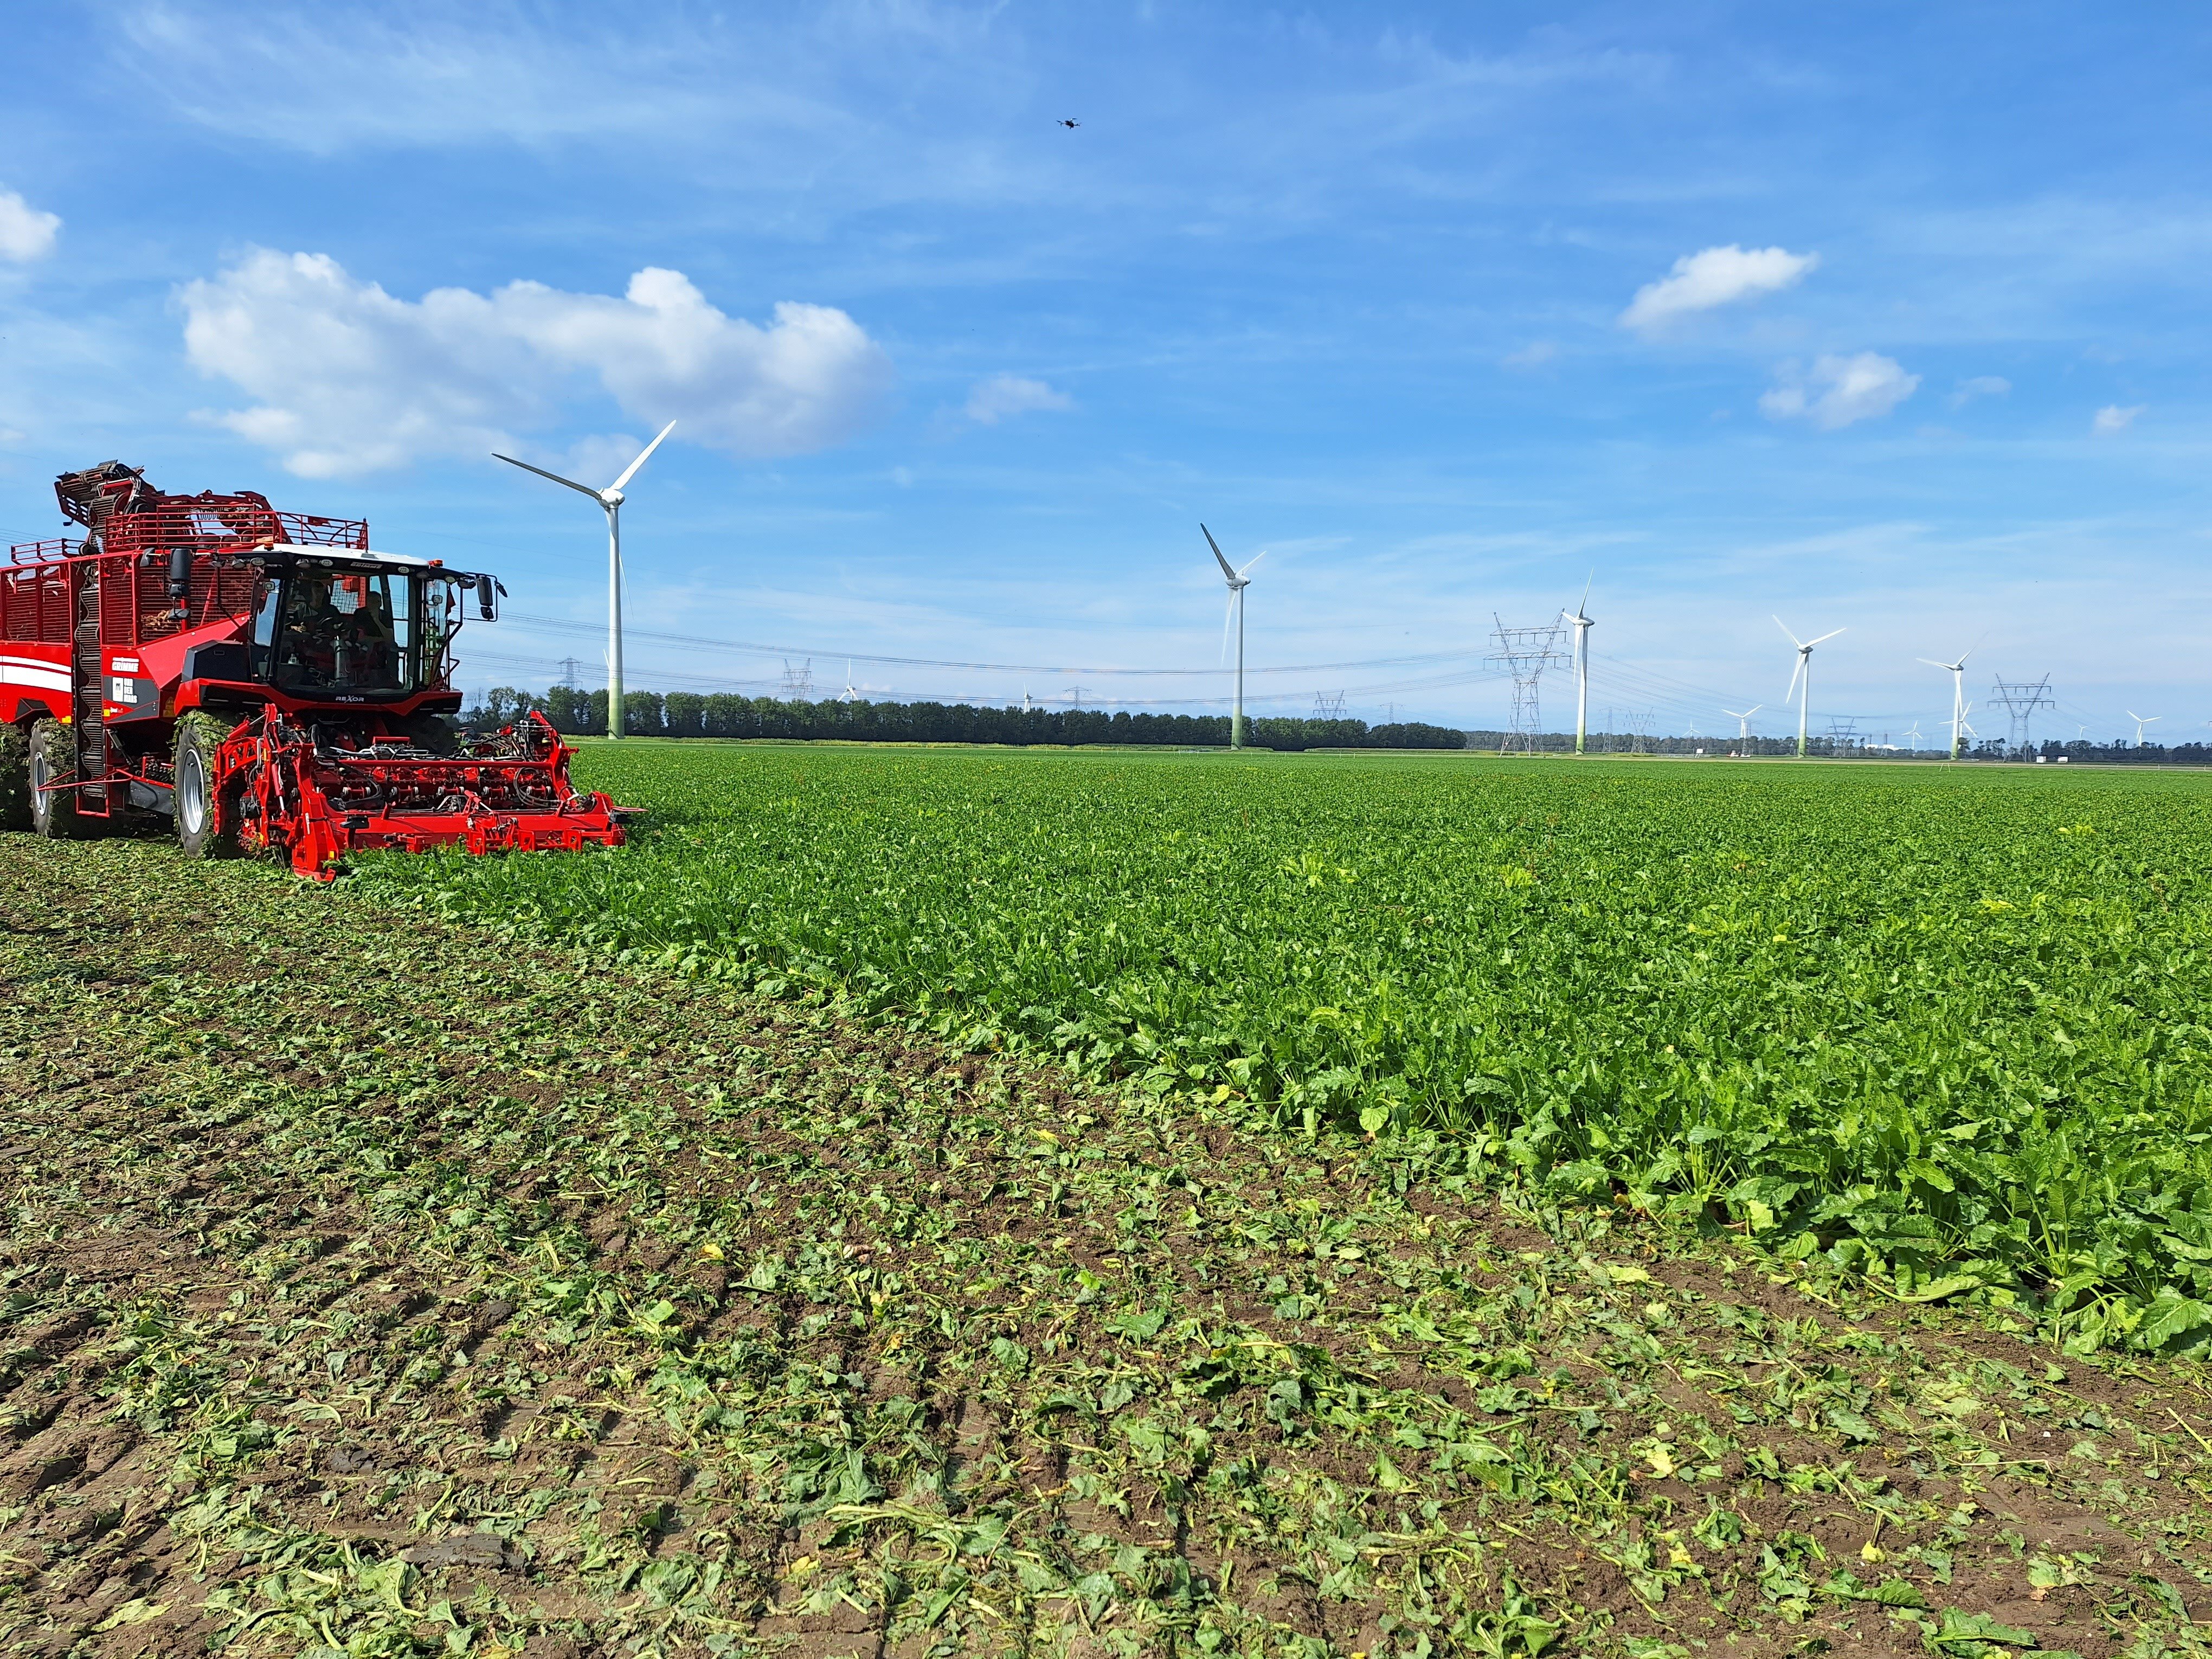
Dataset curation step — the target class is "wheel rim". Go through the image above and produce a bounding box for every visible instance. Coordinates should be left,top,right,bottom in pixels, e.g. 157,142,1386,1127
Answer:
179,747,208,837
29,745,48,821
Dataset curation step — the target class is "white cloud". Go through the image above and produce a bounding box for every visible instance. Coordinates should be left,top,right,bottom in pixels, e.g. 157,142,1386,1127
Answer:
964,374,1073,426
0,189,60,262
1501,340,1557,370
179,250,891,476
1949,375,2011,408
1759,353,1919,430
1621,244,1818,331
2092,403,2143,434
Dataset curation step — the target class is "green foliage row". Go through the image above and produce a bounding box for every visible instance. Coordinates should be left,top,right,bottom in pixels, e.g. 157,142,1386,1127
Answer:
467,684,1465,750
359,748,2212,1351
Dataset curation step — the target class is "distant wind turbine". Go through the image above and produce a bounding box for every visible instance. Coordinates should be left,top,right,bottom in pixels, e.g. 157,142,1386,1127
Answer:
1904,721,1923,753
1203,524,1265,750
1918,644,1977,760
2128,710,2160,745
1721,704,1761,743
1564,577,1593,755
494,420,677,741
1776,618,1844,758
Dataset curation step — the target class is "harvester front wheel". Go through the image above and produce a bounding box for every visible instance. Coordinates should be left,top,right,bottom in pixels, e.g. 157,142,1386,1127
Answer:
28,719,80,840
173,711,242,859
0,723,29,832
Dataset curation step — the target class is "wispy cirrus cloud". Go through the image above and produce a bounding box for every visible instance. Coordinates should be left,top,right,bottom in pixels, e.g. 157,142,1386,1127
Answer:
181,250,891,475
1621,244,1819,331
963,375,1073,426
2092,403,2143,434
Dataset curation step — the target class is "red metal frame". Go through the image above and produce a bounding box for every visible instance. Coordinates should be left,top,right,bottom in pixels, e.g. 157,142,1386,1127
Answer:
216,710,629,881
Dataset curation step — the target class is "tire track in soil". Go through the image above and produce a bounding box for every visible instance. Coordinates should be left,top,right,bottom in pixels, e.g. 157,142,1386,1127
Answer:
1,838,2210,1658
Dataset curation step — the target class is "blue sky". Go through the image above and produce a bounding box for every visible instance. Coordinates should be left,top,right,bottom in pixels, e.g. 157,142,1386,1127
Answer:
2,2,2207,742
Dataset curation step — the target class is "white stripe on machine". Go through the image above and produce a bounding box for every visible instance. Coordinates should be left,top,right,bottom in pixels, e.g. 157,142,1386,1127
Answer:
0,655,72,693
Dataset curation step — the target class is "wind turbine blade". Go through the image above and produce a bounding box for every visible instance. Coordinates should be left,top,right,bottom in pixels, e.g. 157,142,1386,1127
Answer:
1220,591,1237,664
1773,616,1804,648
1746,704,1760,717
493,452,603,500
609,419,678,492
1785,657,1803,705
1201,524,1237,583
1807,628,1846,646
1238,549,1267,578
1916,659,1952,670
1578,570,1592,618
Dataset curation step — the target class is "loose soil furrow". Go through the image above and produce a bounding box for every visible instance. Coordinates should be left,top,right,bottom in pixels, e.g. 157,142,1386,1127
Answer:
2,839,2210,1658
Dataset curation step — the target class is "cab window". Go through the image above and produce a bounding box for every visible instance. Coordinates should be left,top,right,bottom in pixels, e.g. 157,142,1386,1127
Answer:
271,568,419,692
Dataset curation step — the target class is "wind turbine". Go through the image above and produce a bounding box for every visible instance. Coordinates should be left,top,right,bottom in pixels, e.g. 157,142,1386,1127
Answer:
840,661,861,704
494,420,677,741
1202,524,1264,750
2128,710,2160,746
1721,704,1761,743
1917,646,1976,760
1904,721,1923,753
1564,577,1593,755
1776,618,1844,758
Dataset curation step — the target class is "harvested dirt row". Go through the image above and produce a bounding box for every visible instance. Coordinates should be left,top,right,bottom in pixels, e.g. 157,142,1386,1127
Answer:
2,837,2210,1658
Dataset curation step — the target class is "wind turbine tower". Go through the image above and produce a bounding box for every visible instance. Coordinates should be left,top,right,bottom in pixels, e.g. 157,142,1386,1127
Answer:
1775,618,1844,758
1564,581,1593,755
494,420,677,741
1202,525,1265,750
1919,649,1975,760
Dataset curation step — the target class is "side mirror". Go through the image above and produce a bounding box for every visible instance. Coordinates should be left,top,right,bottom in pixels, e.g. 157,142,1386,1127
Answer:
168,545,192,600
476,574,497,620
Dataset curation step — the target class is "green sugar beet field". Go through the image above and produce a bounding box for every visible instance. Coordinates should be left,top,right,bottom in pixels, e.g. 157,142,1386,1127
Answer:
12,745,2212,1658
365,747,2212,1353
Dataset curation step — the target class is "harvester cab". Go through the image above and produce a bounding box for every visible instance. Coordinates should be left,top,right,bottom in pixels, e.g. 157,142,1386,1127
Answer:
1,461,631,878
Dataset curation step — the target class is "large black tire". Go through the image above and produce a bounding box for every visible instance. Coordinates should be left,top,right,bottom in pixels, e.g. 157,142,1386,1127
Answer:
28,719,81,840
0,723,29,832
173,711,243,859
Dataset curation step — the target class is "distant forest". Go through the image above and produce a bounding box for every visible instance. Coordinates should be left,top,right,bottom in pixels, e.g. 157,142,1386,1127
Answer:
461,686,2204,763
465,686,1467,751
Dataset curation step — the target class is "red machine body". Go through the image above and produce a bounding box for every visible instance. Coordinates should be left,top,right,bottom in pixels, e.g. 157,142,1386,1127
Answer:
1,462,631,878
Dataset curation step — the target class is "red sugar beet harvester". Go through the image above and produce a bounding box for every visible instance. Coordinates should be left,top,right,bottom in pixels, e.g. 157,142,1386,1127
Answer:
0,462,634,879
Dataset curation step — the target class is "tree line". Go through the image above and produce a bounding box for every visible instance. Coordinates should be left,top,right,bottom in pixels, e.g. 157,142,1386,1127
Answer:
464,686,1468,751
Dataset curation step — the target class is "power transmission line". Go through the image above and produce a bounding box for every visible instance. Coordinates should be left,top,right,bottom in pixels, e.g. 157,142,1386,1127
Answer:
1988,675,2054,754
1487,614,1569,753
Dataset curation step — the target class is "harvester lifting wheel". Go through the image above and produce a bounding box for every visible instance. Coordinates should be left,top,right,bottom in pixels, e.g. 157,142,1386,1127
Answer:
172,710,243,859
27,718,82,840
0,723,29,832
